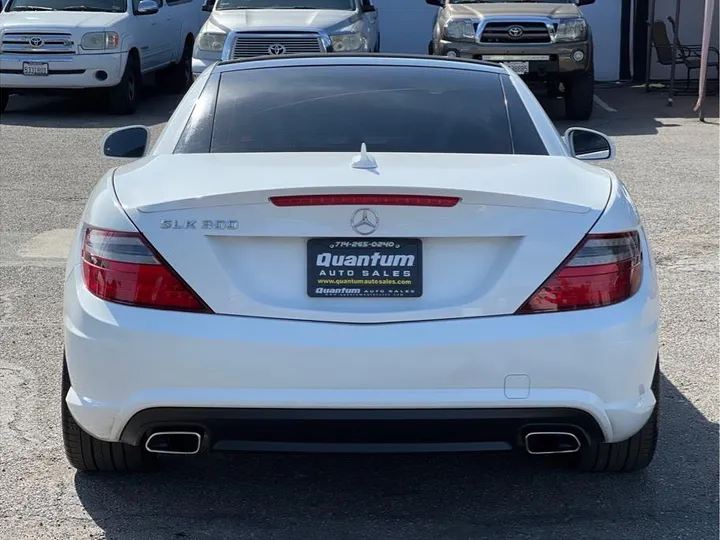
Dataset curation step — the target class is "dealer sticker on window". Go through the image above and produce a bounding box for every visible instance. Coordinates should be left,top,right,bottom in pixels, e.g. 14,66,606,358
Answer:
307,238,423,298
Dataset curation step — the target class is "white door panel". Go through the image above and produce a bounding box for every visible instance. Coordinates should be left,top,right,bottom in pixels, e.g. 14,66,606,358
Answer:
132,0,166,70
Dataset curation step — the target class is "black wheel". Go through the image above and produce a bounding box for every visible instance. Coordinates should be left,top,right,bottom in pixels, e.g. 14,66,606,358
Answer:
62,356,149,472
374,34,380,53
564,68,594,121
428,40,434,55
161,38,193,94
107,54,140,115
0,89,9,113
576,358,660,473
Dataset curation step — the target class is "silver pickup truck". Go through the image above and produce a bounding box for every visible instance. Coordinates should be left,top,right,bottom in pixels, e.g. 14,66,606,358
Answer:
427,0,595,120
192,0,379,77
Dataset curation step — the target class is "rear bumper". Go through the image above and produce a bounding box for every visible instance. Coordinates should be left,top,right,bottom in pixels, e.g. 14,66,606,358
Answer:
0,52,126,90
64,243,660,449
120,407,605,453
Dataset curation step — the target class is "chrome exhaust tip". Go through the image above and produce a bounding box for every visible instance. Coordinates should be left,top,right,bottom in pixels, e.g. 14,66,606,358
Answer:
524,431,581,455
145,431,202,455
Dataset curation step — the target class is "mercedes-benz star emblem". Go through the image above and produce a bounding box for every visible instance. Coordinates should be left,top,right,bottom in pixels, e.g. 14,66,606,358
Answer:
267,43,286,55
350,208,379,236
29,37,44,48
508,26,524,38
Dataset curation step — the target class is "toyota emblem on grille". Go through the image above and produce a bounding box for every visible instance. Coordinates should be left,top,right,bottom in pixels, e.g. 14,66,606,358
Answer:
351,208,379,236
508,26,524,38
28,37,44,47
267,43,286,55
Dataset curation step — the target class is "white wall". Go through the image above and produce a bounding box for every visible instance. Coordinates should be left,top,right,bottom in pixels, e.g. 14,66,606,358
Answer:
581,2,622,81
649,0,719,80
373,0,437,54
373,0,623,82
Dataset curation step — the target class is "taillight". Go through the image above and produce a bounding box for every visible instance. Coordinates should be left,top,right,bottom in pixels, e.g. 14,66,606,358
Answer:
517,231,643,314
269,194,461,207
81,228,210,312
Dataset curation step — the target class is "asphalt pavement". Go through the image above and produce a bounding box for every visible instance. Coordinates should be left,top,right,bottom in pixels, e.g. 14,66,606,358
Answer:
0,85,718,540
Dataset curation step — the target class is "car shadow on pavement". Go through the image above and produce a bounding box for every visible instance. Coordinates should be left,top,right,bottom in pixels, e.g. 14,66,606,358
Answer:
73,373,719,540
0,86,180,129
540,86,719,137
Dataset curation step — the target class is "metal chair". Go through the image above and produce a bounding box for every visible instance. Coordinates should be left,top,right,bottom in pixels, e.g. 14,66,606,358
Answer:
651,19,719,95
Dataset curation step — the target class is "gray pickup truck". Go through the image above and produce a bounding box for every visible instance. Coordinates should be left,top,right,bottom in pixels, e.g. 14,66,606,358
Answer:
426,0,595,120
192,0,380,78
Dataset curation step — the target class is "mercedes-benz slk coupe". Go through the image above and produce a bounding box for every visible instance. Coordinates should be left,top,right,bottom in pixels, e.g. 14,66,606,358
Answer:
62,54,660,473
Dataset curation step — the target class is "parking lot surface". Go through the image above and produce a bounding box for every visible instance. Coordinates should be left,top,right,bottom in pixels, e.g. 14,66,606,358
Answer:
1,87,718,539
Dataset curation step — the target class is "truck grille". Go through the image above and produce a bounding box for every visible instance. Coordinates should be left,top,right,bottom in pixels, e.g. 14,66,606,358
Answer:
229,34,323,59
1,33,76,54
480,22,551,44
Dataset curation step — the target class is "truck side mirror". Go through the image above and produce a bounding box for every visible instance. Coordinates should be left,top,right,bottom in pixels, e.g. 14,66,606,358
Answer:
202,0,214,11
136,0,159,14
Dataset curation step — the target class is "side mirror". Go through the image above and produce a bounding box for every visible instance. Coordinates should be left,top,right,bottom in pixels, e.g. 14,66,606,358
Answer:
136,0,159,14
425,0,443,6
101,126,150,159
564,127,614,161
201,0,214,11
361,4,376,13
576,0,595,5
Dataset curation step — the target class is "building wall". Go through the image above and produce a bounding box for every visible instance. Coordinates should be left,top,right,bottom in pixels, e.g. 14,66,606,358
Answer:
649,0,719,80
373,0,622,81
582,2,622,81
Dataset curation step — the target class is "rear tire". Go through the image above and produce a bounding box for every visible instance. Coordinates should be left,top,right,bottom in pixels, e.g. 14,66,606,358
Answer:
428,40,434,55
161,38,193,94
576,358,660,473
61,356,148,472
107,54,140,115
564,68,594,121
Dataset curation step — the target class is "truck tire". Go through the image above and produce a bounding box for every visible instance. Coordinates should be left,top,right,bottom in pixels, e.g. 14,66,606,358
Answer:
0,90,8,113
428,40,434,55
564,69,594,121
107,54,140,115
576,358,660,473
161,38,193,94
61,357,149,472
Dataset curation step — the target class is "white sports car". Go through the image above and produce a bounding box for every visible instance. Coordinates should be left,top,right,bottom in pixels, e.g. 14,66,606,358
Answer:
62,54,660,473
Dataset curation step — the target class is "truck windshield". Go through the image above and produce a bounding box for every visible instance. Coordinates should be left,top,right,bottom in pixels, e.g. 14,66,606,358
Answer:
5,0,126,11
216,0,355,11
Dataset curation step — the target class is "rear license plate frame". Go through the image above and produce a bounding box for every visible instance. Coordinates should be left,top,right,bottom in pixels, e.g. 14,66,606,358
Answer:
307,238,423,298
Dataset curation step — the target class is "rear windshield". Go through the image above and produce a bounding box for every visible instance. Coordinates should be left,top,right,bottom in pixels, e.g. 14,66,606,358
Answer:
178,64,548,156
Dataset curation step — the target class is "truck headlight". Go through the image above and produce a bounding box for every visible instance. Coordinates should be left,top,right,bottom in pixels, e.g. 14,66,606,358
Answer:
330,33,367,52
444,19,475,41
81,32,120,50
196,32,227,53
555,18,587,42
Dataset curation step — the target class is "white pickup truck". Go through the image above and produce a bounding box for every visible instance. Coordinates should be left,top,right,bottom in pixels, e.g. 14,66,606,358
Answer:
192,0,379,78
0,0,208,114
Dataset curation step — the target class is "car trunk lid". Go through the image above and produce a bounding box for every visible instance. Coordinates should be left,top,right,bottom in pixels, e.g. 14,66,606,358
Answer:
113,153,611,323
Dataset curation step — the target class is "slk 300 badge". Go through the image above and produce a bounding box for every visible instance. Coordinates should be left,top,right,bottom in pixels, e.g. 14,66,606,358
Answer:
161,220,239,230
